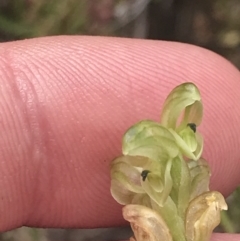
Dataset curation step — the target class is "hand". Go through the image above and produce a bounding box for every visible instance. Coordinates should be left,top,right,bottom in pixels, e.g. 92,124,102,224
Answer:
0,36,239,241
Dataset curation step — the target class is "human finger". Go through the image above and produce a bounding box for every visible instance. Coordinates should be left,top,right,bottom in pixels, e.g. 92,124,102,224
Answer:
0,36,239,231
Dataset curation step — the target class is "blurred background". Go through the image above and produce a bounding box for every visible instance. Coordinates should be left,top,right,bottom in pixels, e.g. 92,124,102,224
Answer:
0,0,239,240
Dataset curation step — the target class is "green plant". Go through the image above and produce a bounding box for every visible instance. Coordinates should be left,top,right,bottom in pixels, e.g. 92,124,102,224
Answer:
110,82,227,241
0,0,88,40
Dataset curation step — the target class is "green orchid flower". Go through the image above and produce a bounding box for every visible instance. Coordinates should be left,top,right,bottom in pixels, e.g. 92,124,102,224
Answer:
110,82,227,241
160,83,203,160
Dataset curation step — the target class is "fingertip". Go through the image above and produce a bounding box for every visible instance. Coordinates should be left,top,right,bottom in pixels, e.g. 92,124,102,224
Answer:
212,233,240,241
0,36,239,230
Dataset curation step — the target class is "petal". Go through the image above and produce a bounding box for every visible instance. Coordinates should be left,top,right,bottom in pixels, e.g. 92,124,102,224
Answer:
185,191,228,241
168,128,203,160
179,126,198,152
141,159,173,207
122,204,173,241
147,172,164,192
141,177,165,206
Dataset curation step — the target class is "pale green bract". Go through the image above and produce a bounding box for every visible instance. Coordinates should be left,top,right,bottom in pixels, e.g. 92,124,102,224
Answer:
110,82,227,241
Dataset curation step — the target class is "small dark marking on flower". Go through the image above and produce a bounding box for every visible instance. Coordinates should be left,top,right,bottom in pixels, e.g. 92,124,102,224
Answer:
141,170,150,181
187,123,196,133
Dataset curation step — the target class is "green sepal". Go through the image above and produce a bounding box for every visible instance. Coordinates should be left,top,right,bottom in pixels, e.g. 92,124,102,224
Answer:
111,155,149,169
126,145,169,163
132,193,153,209
122,120,179,158
124,136,179,159
110,156,146,205
170,155,191,220
110,179,136,205
161,83,202,130
123,120,174,145
111,170,144,194
188,158,211,200
151,197,186,241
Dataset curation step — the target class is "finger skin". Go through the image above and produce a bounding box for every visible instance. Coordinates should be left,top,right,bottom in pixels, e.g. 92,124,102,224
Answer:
0,36,239,231
212,233,240,241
